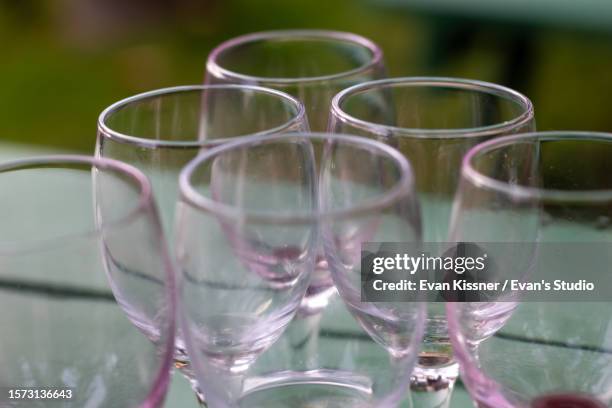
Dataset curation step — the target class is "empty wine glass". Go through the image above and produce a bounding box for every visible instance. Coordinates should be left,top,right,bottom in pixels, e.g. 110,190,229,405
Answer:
205,30,386,131
206,31,385,316
96,84,307,402
97,85,307,235
0,156,176,408
447,132,612,408
177,132,425,407
329,77,535,404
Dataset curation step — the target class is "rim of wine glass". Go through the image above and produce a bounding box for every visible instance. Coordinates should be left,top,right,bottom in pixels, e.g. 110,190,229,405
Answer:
179,132,416,224
97,84,307,149
0,155,156,247
0,155,177,407
206,29,384,85
462,131,612,202
331,77,534,138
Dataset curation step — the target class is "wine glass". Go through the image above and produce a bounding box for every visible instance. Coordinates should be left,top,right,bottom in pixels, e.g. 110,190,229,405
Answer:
447,132,612,408
96,84,307,402
177,132,425,407
329,77,535,405
205,30,386,131
206,31,386,316
0,156,176,408
97,84,308,235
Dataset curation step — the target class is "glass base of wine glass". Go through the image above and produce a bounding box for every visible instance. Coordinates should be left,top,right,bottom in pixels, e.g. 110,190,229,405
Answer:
238,370,375,408
409,356,458,408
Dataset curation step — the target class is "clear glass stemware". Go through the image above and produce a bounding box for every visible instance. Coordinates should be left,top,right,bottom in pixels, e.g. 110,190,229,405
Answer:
97,84,308,235
96,84,307,404
177,132,426,407
0,156,176,408
329,76,535,405
447,132,612,408
205,30,386,131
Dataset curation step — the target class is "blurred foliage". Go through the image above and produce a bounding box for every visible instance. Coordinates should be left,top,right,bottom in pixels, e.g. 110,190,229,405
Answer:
1,0,612,152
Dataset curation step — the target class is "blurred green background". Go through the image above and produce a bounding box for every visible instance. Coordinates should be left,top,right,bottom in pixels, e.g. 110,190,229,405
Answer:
2,0,612,152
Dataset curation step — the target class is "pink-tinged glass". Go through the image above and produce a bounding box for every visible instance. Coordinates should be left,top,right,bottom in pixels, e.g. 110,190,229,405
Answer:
0,156,176,408
330,77,535,406
96,84,307,405
448,132,612,408
177,132,425,407
206,30,386,131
